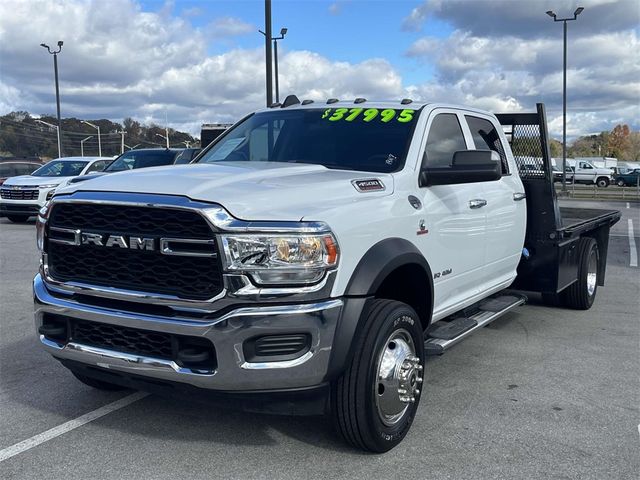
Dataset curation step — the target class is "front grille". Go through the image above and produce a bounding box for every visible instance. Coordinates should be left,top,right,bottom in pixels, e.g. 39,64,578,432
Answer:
49,203,213,238
41,314,217,370
1,188,39,200
0,204,39,213
74,318,174,359
46,203,223,300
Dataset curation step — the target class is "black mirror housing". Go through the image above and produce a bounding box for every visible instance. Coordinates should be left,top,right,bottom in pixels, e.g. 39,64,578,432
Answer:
420,150,501,187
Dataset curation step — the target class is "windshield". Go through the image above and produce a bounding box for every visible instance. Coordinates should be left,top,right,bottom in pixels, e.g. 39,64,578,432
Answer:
105,150,178,172
32,160,88,177
197,107,420,173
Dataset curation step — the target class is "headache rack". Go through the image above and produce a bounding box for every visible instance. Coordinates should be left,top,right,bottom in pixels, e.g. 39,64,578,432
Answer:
495,103,620,294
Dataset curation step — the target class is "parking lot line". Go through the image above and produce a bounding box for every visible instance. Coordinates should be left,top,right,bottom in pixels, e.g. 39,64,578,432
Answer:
0,392,148,463
629,219,638,267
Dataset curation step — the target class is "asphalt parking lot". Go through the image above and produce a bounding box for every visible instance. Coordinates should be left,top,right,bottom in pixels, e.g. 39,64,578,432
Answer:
1,199,638,480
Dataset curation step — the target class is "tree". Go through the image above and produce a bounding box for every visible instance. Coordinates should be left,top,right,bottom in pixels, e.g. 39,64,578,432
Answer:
625,132,640,161
123,117,141,139
549,138,563,157
608,124,630,159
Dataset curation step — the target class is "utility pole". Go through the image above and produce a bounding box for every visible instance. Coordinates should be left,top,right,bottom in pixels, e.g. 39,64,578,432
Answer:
40,41,64,156
156,133,169,148
546,6,584,193
264,0,273,106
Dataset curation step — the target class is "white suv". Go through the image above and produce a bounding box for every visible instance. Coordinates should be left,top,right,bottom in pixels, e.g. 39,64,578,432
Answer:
0,156,112,222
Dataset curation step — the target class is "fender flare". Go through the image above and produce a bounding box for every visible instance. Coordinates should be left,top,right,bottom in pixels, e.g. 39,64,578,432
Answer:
325,238,434,380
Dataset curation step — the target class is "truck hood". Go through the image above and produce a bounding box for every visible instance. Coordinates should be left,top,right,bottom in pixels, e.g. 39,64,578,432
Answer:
2,175,69,187
57,162,394,221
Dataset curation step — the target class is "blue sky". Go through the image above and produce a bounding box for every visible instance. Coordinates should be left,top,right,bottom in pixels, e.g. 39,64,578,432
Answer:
141,0,450,84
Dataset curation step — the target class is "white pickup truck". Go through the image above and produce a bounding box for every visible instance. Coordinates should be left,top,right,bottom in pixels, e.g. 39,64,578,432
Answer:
34,100,620,453
571,160,615,187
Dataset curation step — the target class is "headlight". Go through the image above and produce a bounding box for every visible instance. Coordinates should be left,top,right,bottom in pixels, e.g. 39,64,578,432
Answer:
38,184,59,189
221,234,339,285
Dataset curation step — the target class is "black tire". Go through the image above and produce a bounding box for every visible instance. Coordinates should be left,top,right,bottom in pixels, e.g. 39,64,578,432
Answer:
71,371,128,391
596,177,609,188
6,215,30,223
616,179,626,187
331,299,425,453
563,237,599,310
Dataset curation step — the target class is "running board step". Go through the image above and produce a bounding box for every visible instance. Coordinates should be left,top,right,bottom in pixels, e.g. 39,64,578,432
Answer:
424,293,527,355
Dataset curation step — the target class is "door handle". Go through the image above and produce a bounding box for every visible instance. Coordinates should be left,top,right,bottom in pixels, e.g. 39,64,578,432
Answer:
468,199,487,209
513,192,526,201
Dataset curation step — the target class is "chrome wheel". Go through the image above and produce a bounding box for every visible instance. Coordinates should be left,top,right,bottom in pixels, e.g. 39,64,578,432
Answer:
374,327,422,426
587,249,597,296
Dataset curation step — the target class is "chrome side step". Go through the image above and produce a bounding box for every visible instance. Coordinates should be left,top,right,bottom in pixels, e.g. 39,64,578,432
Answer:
424,293,527,355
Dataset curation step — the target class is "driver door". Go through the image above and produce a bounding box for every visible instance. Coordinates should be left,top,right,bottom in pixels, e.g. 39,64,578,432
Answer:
416,110,487,317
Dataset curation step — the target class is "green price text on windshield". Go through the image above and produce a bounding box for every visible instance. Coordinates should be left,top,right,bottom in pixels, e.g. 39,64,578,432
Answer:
322,108,415,123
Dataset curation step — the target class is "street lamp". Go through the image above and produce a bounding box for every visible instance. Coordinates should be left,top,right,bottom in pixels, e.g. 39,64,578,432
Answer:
546,6,584,192
80,136,92,157
40,41,64,156
155,133,169,148
259,26,288,103
35,119,61,158
81,121,102,156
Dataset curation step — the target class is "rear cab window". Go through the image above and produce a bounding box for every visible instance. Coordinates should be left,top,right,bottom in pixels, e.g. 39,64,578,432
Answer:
465,115,509,174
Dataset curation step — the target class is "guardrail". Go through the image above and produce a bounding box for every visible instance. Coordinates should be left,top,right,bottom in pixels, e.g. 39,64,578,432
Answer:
555,181,640,200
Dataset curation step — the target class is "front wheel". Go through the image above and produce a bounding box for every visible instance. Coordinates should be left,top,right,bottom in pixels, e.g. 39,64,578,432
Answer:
616,179,626,187
331,299,425,453
596,177,610,188
563,237,599,310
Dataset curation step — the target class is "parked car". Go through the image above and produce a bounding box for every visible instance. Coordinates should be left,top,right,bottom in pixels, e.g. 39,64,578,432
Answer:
614,168,640,187
0,156,111,222
0,161,42,185
35,100,621,452
552,165,574,183
65,148,201,187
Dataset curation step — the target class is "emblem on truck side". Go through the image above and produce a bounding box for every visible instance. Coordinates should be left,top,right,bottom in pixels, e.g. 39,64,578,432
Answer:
352,178,385,192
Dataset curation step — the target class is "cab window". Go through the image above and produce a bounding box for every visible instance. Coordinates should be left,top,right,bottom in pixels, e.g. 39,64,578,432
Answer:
423,114,467,168
465,115,509,174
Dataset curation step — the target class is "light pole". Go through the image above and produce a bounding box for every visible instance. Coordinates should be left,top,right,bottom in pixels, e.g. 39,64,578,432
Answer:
40,41,64,156
155,133,169,148
259,27,287,104
80,136,92,157
546,6,584,192
181,140,191,148
35,119,61,158
263,0,273,106
82,121,102,156
117,130,126,154
124,143,142,150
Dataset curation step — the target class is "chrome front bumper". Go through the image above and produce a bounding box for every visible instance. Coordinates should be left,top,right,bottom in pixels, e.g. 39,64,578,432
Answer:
34,274,343,391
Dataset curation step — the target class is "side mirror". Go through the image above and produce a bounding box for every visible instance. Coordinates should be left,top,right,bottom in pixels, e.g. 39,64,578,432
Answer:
420,150,501,187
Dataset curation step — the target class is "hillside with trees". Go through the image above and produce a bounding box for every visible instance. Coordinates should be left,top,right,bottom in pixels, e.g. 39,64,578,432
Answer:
567,124,640,161
0,111,198,159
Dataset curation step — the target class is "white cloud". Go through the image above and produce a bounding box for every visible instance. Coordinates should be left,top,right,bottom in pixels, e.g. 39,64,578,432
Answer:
0,0,637,141
208,16,254,38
